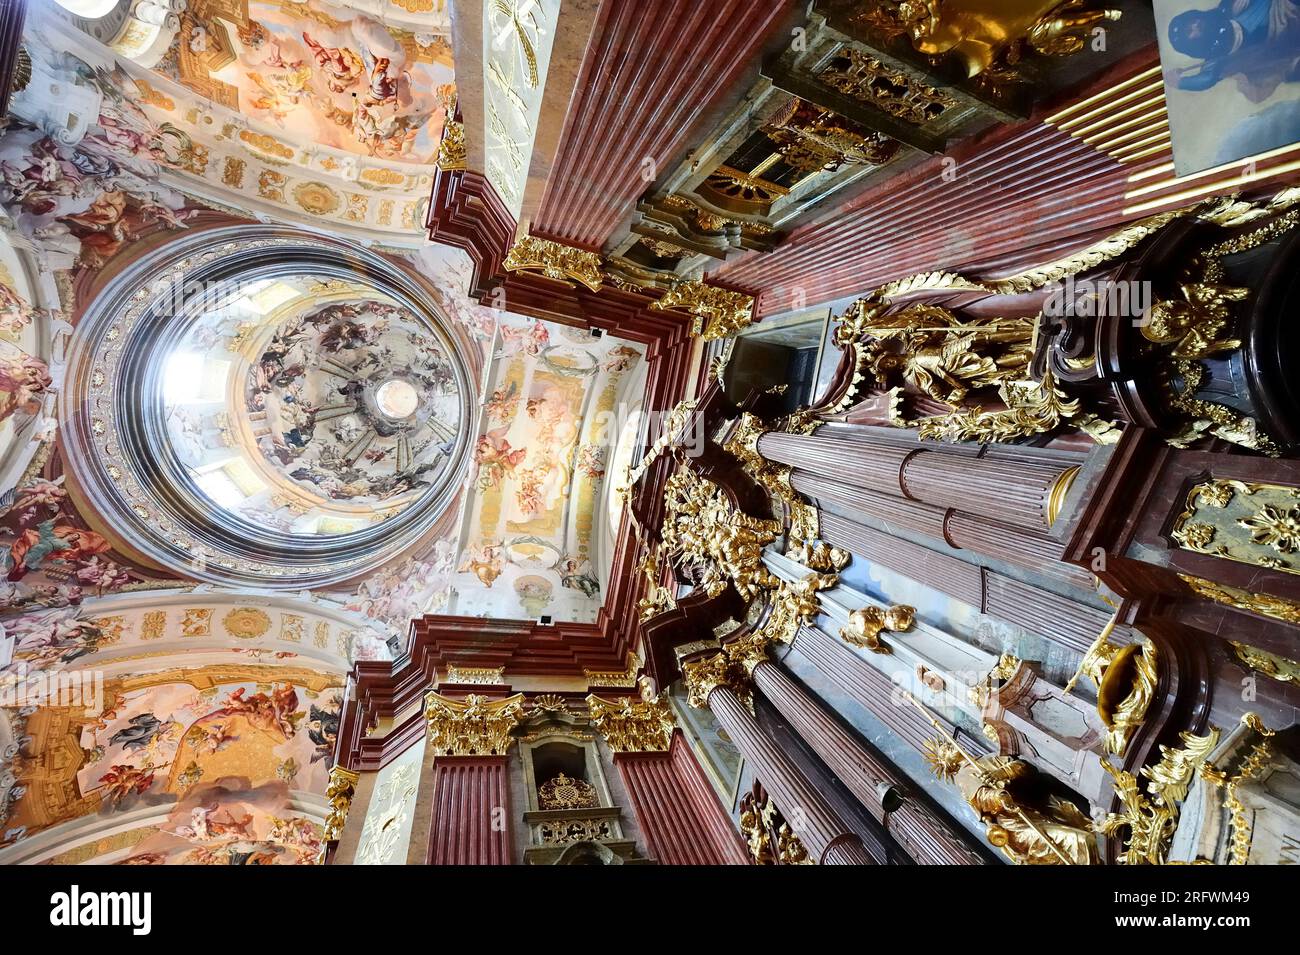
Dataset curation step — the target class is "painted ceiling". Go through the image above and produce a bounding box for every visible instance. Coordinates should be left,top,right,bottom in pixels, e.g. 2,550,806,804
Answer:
341,244,647,630
159,0,454,163
166,276,464,537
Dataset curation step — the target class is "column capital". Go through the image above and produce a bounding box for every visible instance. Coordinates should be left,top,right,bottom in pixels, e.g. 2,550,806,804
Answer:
423,691,526,757
586,693,676,753
681,651,751,710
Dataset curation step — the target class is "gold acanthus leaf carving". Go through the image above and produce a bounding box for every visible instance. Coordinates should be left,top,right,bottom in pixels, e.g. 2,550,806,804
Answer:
651,281,755,340
436,119,467,172
1178,572,1300,627
423,691,526,756
319,765,360,849
739,780,814,865
1097,728,1220,865
1170,479,1300,574
1075,637,1157,757
660,468,781,601
913,370,1081,444
586,693,676,753
502,236,604,291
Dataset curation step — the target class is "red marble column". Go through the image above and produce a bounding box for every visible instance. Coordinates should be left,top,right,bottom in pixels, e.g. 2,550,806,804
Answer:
759,429,1075,531
750,660,985,865
614,733,750,865
706,684,875,865
426,757,513,865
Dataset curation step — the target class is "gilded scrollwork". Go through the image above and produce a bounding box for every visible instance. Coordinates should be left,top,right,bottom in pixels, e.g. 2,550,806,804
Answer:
502,236,605,291
1198,714,1277,865
650,281,755,340
537,773,599,811
761,98,900,175
1073,636,1157,757
1178,572,1300,626
1227,642,1300,685
1170,479,1300,575
1097,729,1220,865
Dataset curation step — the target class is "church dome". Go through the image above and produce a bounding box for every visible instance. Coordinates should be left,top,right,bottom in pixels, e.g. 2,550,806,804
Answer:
60,226,475,587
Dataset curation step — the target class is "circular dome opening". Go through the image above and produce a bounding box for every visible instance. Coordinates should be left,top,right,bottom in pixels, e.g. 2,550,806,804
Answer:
62,227,475,588
375,379,420,419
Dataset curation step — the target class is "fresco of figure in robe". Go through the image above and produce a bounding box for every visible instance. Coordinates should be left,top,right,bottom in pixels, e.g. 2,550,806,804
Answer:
1155,0,1300,175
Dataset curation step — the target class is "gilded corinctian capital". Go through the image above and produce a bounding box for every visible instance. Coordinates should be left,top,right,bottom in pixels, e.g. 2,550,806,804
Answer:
651,280,754,340
586,693,676,753
502,235,604,291
436,120,467,171
319,764,361,854
424,691,526,757
681,651,751,711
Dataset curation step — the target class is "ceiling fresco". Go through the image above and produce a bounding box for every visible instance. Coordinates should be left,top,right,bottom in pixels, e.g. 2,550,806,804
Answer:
162,0,454,163
164,276,465,538
340,243,646,629
9,4,450,244
1,664,343,862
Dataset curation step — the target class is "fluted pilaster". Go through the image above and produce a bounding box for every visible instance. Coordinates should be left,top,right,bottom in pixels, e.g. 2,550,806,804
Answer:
427,757,513,865
614,733,750,865
750,660,984,865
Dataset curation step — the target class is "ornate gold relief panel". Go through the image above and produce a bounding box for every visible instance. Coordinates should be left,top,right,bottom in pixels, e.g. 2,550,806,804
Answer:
1170,479,1300,576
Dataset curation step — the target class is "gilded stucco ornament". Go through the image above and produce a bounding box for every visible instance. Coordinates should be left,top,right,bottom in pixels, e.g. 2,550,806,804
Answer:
435,119,467,171
681,651,751,711
1199,714,1277,865
1170,479,1300,575
839,604,916,654
724,412,820,542
739,781,814,865
502,236,605,291
660,468,781,600
1070,635,1157,757
538,773,599,810
586,693,676,753
318,765,361,860
423,691,526,757
1097,728,1221,865
650,281,755,340
635,546,678,622
1227,642,1300,685
1178,572,1300,626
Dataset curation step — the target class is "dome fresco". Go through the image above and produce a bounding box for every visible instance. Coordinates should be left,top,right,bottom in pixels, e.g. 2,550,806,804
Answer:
163,276,463,537
60,227,475,587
